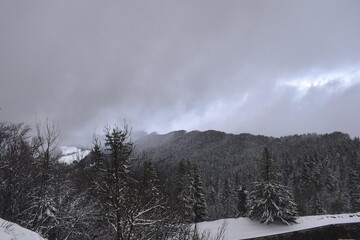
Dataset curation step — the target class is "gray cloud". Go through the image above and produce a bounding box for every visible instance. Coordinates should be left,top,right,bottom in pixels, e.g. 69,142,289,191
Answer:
1,0,360,145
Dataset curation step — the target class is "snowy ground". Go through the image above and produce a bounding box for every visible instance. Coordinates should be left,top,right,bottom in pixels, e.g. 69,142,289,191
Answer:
0,218,45,240
59,146,90,164
197,213,360,240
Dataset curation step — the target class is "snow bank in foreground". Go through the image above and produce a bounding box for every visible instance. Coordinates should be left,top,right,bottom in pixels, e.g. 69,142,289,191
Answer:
198,213,360,240
0,218,45,240
59,146,90,164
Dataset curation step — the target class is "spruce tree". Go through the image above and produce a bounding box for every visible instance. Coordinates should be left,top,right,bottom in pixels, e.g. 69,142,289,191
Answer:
348,151,360,212
236,185,247,217
136,160,168,239
247,148,298,225
221,178,235,218
90,136,106,196
175,160,195,222
95,125,135,240
309,194,324,215
142,161,162,202
95,125,168,239
91,136,104,171
192,165,207,222
234,173,247,217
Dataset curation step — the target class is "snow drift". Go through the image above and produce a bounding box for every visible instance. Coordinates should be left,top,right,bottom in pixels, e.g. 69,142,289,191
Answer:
197,213,360,240
0,218,45,240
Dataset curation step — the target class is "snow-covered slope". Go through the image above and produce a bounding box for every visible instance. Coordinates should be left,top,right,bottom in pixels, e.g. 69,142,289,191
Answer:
58,146,90,164
198,213,360,240
0,218,45,240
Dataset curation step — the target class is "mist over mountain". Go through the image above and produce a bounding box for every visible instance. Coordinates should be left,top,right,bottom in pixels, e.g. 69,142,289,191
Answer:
2,120,360,239
2,0,360,238
131,129,359,219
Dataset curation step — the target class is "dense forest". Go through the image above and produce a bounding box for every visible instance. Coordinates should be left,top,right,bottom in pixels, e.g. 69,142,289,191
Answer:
1,121,360,239
134,130,360,219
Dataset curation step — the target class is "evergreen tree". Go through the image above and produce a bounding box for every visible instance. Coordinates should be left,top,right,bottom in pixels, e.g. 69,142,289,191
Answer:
348,151,360,211
192,165,206,222
93,125,166,240
296,154,315,214
247,182,298,225
260,148,280,183
234,173,247,217
309,194,324,215
220,178,235,218
89,136,107,201
91,136,105,171
174,160,195,222
142,161,162,201
247,148,298,225
102,125,134,240
236,185,247,217
136,160,169,239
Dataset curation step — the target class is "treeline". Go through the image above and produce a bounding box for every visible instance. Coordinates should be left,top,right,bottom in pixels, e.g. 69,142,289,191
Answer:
134,130,360,219
0,122,210,240
2,122,360,239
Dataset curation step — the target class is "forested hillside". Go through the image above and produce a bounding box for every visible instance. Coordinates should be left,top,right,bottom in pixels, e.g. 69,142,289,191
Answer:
1,121,360,239
133,130,360,219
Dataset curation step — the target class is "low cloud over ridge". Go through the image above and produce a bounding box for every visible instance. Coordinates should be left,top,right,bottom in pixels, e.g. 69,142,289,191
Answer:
1,1,360,145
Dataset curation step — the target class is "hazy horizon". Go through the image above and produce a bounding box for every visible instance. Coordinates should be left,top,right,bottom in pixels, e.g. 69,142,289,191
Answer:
1,1,360,146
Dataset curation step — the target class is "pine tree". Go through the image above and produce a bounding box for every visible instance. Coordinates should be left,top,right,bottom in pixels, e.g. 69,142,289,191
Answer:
260,148,280,183
89,136,107,200
91,136,105,171
174,160,195,222
236,185,247,217
348,151,360,212
102,125,134,240
234,173,247,217
192,165,207,222
309,194,324,215
247,148,298,225
135,160,170,239
220,178,235,218
93,125,166,240
247,182,298,225
142,161,162,201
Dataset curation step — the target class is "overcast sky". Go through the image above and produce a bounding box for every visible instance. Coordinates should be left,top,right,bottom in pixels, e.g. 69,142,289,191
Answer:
1,0,360,146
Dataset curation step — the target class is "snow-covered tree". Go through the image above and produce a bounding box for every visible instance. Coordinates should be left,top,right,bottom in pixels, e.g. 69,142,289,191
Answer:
174,161,207,223
220,178,235,218
234,173,247,217
25,120,61,236
193,165,207,222
247,182,298,225
100,125,134,240
174,160,195,222
133,160,169,239
236,185,247,217
247,148,298,225
0,123,35,222
93,125,167,240
259,148,280,183
142,161,162,202
309,194,324,215
91,136,105,171
348,151,360,212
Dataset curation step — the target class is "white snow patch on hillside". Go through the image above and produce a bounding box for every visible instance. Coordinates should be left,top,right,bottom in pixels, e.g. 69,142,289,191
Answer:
0,218,45,240
198,213,360,240
59,146,90,164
